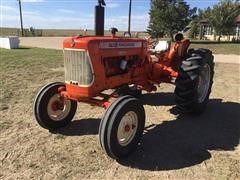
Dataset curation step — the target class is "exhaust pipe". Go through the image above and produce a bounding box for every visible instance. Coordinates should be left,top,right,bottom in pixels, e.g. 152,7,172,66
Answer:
95,0,105,36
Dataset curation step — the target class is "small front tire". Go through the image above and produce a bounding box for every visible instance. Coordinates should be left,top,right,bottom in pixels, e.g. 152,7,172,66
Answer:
99,95,145,159
33,82,77,130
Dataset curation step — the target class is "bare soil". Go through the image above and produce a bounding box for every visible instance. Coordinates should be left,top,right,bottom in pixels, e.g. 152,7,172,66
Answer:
19,37,67,50
0,47,239,179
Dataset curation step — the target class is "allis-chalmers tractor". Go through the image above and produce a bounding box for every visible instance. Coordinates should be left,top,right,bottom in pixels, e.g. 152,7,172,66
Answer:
33,2,214,160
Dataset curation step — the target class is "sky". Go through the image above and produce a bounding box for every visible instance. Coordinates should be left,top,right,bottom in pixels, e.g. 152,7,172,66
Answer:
0,0,220,31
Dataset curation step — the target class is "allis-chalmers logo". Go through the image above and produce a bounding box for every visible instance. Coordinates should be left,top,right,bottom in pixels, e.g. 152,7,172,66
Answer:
70,39,75,47
99,42,142,49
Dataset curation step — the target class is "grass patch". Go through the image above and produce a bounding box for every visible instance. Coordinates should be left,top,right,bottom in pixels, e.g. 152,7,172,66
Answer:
190,43,240,55
0,48,64,106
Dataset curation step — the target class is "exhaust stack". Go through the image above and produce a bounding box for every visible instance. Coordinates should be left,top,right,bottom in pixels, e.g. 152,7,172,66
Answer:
95,0,105,36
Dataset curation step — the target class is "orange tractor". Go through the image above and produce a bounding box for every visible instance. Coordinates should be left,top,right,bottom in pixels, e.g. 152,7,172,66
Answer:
33,2,214,159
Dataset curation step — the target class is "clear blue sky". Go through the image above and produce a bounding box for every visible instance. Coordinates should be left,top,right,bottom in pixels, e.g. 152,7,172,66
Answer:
1,0,219,31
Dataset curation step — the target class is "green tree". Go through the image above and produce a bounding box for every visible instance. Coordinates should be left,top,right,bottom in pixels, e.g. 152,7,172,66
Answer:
188,8,211,39
188,7,211,39
208,0,240,41
198,7,212,20
148,0,196,41
188,15,199,39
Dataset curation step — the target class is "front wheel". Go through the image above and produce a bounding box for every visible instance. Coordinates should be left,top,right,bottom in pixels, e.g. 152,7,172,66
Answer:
174,48,214,114
99,95,145,159
33,82,77,130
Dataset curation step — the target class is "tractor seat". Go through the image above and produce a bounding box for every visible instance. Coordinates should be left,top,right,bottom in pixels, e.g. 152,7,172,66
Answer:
177,39,190,58
166,39,190,60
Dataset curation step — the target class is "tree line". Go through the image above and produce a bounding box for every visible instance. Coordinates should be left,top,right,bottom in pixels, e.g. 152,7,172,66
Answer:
148,0,240,41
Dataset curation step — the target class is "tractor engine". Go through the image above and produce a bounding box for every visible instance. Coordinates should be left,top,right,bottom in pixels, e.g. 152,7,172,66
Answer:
62,36,149,101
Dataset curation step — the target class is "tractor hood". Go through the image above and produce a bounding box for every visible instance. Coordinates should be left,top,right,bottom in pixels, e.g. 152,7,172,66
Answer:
63,36,148,50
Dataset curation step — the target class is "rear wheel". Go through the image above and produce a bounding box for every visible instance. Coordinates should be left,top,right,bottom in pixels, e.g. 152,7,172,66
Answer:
99,95,145,159
174,48,214,114
33,82,77,130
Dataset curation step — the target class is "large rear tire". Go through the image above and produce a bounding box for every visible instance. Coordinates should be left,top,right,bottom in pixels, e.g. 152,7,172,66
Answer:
174,48,214,114
99,95,145,159
33,82,77,130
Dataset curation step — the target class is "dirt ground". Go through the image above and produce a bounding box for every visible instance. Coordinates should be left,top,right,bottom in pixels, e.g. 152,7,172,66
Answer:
19,37,67,50
0,47,239,179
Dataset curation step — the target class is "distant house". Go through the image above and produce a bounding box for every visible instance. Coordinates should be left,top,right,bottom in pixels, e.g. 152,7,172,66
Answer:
199,15,240,41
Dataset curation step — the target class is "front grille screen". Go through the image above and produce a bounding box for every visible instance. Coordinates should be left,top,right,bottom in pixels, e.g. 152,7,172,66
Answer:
64,49,93,86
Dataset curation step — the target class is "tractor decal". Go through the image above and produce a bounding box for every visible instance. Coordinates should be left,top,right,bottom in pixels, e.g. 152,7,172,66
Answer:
99,41,142,49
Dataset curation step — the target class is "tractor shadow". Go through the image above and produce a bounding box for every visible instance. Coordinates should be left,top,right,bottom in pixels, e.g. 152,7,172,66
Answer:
119,99,240,171
52,118,101,136
141,92,175,106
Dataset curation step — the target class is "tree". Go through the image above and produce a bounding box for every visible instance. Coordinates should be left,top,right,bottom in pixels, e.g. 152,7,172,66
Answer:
148,0,196,41
188,7,211,39
188,15,199,39
188,8,212,39
208,0,240,41
198,7,212,20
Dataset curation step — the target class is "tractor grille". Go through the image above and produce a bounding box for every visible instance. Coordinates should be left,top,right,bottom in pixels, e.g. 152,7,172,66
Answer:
64,49,93,86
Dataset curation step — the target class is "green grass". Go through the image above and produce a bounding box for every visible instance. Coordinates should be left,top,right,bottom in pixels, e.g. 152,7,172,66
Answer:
0,48,64,108
190,43,240,55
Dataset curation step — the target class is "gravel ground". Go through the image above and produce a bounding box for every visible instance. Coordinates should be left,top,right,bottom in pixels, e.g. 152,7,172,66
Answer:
1,63,239,179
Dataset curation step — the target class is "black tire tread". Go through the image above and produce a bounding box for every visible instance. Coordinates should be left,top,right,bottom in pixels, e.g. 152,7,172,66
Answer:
33,82,77,130
175,48,214,114
99,95,145,159
99,95,133,155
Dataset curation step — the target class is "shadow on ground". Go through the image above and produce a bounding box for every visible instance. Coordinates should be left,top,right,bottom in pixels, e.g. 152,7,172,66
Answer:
52,92,240,171
141,92,175,106
119,98,240,170
53,118,101,136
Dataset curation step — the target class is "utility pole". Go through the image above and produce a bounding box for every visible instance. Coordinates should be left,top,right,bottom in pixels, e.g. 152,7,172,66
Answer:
128,0,132,34
18,0,24,36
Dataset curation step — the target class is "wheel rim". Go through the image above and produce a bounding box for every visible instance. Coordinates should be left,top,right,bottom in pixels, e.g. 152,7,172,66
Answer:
197,64,211,103
117,111,138,146
47,94,71,121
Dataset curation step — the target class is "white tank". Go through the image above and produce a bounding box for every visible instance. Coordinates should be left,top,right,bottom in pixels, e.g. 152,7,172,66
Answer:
0,36,20,49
